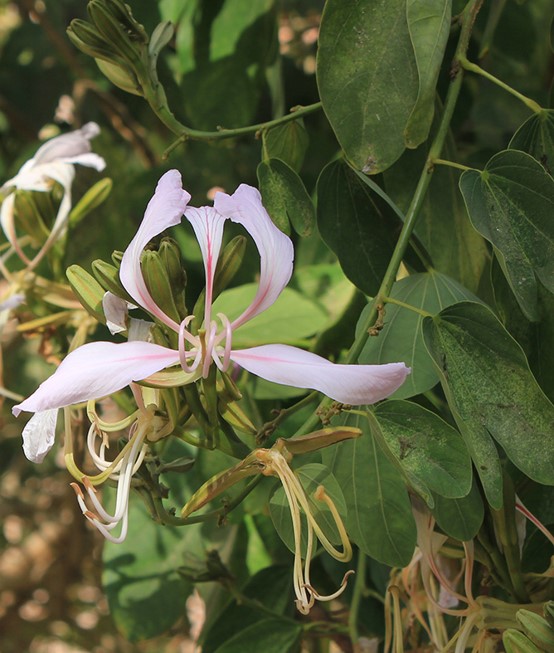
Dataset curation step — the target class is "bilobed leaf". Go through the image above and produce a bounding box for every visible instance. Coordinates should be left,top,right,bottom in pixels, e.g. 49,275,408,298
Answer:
214,618,301,653
371,400,472,502
509,110,554,175
263,121,309,173
431,480,484,541
257,158,315,237
269,463,347,555
358,271,479,399
423,301,554,510
322,412,416,567
317,0,419,173
459,150,554,321
404,0,451,148
212,284,327,347
316,159,399,296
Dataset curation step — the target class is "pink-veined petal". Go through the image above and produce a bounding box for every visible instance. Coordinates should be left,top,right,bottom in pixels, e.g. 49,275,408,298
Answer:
230,344,410,405
120,170,190,331
214,184,294,329
22,409,58,463
184,206,227,325
13,341,179,415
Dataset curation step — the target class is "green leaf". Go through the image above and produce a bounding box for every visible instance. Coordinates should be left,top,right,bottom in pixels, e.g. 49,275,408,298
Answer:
431,479,484,541
316,159,399,295
269,463,347,555
423,301,554,510
212,284,327,347
257,158,315,237
263,121,309,173
322,412,416,567
317,0,418,173
214,618,301,653
404,0,451,148
509,110,554,175
459,150,554,321
358,271,479,399
201,566,293,653
371,400,472,503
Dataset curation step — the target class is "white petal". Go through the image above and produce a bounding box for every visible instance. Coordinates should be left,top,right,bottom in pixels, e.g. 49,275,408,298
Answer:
33,122,103,167
22,409,58,463
13,341,179,415
103,292,129,334
120,170,190,331
184,206,227,325
230,344,410,405
214,184,294,329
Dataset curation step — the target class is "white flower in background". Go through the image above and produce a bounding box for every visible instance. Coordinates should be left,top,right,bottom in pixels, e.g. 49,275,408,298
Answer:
0,122,105,269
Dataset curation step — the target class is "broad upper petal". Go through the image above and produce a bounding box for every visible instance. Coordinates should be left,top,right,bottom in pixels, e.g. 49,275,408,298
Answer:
214,184,294,329
33,122,103,167
120,170,190,331
184,206,227,325
13,341,179,415
230,344,410,405
22,409,58,463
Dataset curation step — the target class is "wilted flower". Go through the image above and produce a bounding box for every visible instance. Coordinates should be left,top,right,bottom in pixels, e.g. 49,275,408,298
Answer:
0,122,105,269
13,170,409,462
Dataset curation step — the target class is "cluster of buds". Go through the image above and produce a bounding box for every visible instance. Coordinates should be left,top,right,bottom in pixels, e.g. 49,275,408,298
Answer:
67,0,174,97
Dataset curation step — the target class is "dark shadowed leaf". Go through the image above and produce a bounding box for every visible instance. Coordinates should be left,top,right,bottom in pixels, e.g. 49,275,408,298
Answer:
358,271,479,399
316,159,399,295
431,480,484,541
214,618,301,653
317,0,418,173
263,121,309,173
322,412,416,567
509,110,554,175
423,302,554,510
370,400,472,504
459,150,554,321
257,158,315,236
404,0,451,148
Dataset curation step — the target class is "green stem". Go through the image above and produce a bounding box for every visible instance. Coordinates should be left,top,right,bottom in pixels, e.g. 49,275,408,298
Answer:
296,0,483,436
432,158,472,172
257,391,319,445
458,55,543,114
478,0,508,59
381,295,433,318
348,551,367,644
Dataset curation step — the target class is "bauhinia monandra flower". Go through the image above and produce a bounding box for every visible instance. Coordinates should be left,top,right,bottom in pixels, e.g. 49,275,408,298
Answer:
13,170,410,462
0,122,105,269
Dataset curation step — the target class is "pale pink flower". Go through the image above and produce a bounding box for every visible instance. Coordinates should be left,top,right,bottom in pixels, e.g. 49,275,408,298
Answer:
13,170,410,462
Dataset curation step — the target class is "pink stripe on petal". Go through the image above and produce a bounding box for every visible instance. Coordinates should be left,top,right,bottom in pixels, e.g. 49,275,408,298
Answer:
230,344,410,405
13,341,179,415
184,206,227,325
120,170,190,331
214,184,294,329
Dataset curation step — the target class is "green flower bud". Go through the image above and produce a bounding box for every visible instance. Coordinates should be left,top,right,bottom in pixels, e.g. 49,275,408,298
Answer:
158,237,187,318
91,258,129,299
68,178,112,228
141,249,181,326
503,629,544,653
66,265,106,324
516,609,554,653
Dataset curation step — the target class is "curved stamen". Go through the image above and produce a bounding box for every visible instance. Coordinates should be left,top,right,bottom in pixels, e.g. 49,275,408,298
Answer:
179,316,200,373
216,312,233,371
202,321,218,378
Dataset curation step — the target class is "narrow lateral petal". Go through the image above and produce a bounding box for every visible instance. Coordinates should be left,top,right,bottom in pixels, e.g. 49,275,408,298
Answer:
230,344,410,405
22,409,58,463
120,170,190,331
33,122,102,166
214,184,294,329
13,341,179,415
184,206,227,325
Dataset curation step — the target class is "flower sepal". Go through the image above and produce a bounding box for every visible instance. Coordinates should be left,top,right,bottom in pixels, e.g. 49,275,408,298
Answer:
275,426,361,455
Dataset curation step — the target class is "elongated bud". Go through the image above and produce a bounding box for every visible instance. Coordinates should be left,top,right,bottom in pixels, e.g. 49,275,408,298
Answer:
67,265,106,323
180,452,261,518
277,427,361,455
220,400,257,435
503,629,543,653
91,258,130,300
545,602,554,629
149,21,174,58
516,609,554,653
96,59,142,95
141,249,181,325
68,178,112,228
88,0,146,66
158,237,187,318
67,19,120,62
